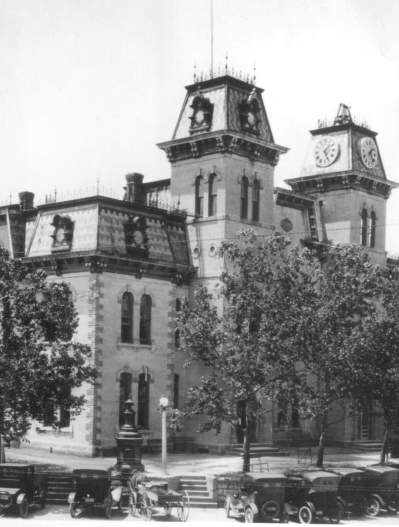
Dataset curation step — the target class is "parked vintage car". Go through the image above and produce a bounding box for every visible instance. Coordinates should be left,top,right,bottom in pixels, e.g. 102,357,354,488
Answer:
129,472,189,521
224,472,288,523
285,469,342,523
0,463,47,517
68,469,113,518
325,466,375,516
359,464,399,516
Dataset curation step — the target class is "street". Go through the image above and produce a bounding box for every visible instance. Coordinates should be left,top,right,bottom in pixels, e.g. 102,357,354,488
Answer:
1,505,399,526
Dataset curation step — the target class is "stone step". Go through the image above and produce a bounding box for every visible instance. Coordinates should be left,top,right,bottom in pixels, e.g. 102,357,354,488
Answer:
190,501,218,509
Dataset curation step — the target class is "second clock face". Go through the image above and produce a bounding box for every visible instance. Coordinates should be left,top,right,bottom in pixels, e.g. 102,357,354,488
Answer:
314,137,340,167
359,137,378,168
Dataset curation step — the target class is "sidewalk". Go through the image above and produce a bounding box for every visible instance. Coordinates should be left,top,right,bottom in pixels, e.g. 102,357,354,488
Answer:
5,445,383,476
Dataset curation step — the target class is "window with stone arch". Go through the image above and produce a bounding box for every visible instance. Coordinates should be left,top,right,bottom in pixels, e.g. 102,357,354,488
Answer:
240,176,249,220
208,173,217,216
140,294,152,345
252,178,260,222
194,175,204,217
361,208,368,247
121,292,133,343
137,372,150,428
370,210,376,248
119,372,132,427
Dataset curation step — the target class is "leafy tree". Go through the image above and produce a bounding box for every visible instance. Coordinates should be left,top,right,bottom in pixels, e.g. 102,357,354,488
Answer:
292,244,388,466
0,249,96,448
343,267,399,464
178,232,318,472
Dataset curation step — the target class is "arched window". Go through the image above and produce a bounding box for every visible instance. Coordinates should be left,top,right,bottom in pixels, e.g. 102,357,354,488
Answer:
208,173,217,216
175,328,180,349
252,179,260,222
194,176,203,217
240,176,249,220
140,294,152,345
361,208,368,246
138,372,150,428
370,211,376,248
121,292,133,343
176,298,181,312
119,372,132,427
173,374,179,409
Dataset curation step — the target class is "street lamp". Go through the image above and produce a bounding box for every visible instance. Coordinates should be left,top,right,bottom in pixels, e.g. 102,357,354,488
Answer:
159,396,169,474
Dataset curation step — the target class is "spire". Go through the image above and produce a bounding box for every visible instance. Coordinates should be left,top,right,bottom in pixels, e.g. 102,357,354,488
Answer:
334,103,352,125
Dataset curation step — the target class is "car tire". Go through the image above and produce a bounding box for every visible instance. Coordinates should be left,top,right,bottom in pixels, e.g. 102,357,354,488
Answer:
365,496,380,517
18,497,29,518
69,503,82,518
298,504,313,524
387,497,399,514
104,493,112,519
244,507,256,523
225,497,232,518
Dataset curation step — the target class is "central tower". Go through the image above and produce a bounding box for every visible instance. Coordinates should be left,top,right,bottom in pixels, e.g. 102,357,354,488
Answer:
158,73,288,284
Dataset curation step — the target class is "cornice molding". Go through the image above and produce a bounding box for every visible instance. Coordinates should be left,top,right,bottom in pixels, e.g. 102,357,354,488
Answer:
158,132,287,165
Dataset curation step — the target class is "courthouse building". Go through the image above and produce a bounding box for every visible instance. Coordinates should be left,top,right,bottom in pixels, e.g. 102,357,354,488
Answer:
0,71,396,454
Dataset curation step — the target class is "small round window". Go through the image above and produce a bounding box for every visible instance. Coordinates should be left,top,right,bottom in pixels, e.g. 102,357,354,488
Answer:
209,246,216,257
193,247,200,259
280,218,293,232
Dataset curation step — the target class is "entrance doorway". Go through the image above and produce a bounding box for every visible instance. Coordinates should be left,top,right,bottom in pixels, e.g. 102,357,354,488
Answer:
357,402,373,440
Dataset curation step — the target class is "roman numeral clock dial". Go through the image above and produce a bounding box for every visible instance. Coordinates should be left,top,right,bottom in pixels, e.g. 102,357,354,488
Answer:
359,137,378,168
314,137,340,167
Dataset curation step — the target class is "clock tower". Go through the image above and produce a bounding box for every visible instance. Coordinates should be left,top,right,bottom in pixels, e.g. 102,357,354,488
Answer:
158,72,288,283
286,104,397,264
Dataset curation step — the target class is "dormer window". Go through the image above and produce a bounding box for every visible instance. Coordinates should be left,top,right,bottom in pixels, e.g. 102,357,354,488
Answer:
51,215,74,253
189,94,213,134
238,90,260,134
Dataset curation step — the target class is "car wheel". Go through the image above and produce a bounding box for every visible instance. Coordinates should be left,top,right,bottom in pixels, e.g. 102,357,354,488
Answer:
244,507,255,523
69,503,82,518
298,504,313,524
225,497,232,518
365,497,380,517
387,497,399,514
104,493,112,519
18,497,29,518
129,492,137,517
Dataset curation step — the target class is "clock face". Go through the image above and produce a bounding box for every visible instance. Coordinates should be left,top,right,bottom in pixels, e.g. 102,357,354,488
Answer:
359,137,378,168
247,112,256,127
133,230,144,246
194,109,205,125
314,137,340,167
55,228,65,243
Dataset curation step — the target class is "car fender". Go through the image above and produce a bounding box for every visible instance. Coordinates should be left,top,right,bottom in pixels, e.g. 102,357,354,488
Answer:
246,501,259,515
67,492,76,504
304,500,316,514
336,496,346,508
16,493,26,505
370,493,384,506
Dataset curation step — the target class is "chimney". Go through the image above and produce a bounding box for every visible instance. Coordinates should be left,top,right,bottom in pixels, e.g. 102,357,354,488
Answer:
19,191,35,210
123,173,145,204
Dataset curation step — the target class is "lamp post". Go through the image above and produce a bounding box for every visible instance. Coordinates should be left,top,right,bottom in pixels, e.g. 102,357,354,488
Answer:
159,396,169,474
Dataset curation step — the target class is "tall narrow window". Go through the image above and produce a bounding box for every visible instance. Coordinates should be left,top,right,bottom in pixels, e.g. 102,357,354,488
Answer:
208,173,217,216
173,374,179,409
138,372,150,428
240,176,249,220
194,176,203,217
370,211,376,248
121,292,133,343
140,294,152,344
361,208,368,246
252,179,260,222
58,386,71,428
119,372,132,427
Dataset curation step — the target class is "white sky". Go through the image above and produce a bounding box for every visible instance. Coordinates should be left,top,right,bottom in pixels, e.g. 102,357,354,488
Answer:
1,0,399,251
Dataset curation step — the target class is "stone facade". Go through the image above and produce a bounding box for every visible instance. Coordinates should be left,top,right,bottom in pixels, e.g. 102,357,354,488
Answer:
0,80,396,454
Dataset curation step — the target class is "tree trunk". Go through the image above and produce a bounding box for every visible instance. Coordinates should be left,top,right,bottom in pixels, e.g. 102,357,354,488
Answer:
380,420,390,465
316,412,328,468
242,426,251,473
